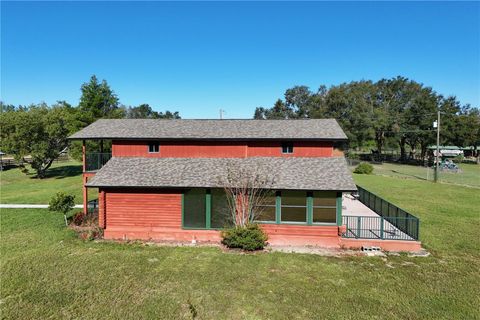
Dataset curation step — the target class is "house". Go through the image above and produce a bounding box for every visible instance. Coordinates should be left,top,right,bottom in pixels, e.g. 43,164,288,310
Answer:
68,119,358,246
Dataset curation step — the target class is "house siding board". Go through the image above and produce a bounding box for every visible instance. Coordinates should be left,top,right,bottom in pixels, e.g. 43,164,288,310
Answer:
104,189,182,228
112,140,332,158
248,141,332,157
112,140,247,158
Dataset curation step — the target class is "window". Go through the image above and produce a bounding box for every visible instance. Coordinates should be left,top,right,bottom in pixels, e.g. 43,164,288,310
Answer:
148,142,159,153
255,192,277,222
281,191,307,223
211,189,233,228
183,189,206,228
281,142,294,154
312,191,337,223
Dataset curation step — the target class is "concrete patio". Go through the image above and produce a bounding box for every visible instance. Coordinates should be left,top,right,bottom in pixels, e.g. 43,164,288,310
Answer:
341,193,414,241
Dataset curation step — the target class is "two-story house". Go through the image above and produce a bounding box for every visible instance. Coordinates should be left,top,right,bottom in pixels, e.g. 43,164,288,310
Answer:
69,119,357,246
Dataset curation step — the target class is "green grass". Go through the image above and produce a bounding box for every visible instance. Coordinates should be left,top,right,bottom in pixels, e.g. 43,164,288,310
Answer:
1,175,480,319
367,162,480,188
0,160,96,204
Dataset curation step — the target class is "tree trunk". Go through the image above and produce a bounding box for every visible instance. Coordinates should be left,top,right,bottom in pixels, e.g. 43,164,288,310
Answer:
399,136,407,162
375,131,384,161
37,158,55,179
420,143,428,163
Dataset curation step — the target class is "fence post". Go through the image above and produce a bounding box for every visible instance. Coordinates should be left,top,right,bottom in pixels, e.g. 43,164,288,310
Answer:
356,216,361,239
380,217,384,239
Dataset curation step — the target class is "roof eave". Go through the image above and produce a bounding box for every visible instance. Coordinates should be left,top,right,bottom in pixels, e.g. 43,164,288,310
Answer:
86,184,357,191
68,136,348,141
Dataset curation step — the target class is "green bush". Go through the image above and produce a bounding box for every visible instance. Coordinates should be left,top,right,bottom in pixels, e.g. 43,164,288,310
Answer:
354,162,374,174
221,224,268,251
49,192,75,226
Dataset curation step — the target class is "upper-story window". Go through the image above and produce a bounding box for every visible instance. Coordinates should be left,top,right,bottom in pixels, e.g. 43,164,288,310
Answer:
148,142,159,153
281,142,294,154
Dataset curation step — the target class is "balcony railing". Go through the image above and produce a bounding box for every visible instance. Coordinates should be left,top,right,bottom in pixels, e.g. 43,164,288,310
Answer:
85,153,112,172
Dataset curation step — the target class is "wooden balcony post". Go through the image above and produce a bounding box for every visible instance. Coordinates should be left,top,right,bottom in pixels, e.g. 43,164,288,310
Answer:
82,140,86,173
83,176,88,215
82,140,88,215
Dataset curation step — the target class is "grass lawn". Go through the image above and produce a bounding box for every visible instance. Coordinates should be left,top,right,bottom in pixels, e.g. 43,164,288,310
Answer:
368,162,480,188
0,160,97,204
1,174,479,319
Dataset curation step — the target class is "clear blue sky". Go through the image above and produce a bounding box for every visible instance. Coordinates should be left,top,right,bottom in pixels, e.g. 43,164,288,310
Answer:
1,1,479,118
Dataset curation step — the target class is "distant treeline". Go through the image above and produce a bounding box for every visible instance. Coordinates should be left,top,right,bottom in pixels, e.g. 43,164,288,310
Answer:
0,75,181,178
254,76,479,161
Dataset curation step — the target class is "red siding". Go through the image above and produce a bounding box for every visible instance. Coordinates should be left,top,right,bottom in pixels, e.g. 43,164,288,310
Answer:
112,140,247,158
104,189,182,228
112,140,332,158
247,141,333,157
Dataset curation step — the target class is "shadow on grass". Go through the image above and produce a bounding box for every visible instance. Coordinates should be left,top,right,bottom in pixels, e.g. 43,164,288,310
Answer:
390,169,429,181
43,165,83,179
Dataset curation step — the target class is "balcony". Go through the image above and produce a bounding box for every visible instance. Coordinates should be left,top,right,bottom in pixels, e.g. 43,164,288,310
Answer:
85,152,112,172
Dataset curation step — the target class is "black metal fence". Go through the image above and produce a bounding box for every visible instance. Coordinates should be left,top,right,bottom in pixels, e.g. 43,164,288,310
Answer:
85,153,112,172
87,199,99,215
342,215,418,241
346,186,420,241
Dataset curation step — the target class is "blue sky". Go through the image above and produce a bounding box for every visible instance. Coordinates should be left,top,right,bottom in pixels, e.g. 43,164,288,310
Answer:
1,1,479,118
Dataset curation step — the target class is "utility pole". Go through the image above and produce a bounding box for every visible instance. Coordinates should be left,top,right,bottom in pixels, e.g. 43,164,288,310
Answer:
434,110,441,183
219,109,225,120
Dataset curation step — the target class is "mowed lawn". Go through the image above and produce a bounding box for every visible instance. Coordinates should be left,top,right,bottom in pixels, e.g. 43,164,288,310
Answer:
369,162,480,188
1,172,479,319
0,160,97,204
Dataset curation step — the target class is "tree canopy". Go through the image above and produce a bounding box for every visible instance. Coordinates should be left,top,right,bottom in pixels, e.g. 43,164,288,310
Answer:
1,75,182,177
0,102,75,178
254,77,479,161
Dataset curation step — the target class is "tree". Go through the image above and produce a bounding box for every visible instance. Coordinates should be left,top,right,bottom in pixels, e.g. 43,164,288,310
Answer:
126,104,181,119
284,85,313,118
218,163,276,227
254,99,296,119
324,81,376,149
49,192,76,226
78,75,122,122
0,103,73,178
0,101,16,113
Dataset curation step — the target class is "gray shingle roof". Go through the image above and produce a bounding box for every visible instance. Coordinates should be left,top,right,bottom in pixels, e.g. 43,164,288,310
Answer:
86,157,356,191
69,119,347,140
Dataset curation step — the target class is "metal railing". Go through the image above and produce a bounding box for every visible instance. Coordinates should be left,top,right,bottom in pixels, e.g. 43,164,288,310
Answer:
342,215,419,241
345,186,420,241
85,153,111,172
87,199,99,215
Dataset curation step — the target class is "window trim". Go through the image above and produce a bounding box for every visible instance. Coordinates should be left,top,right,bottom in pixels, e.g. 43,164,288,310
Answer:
148,142,159,153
